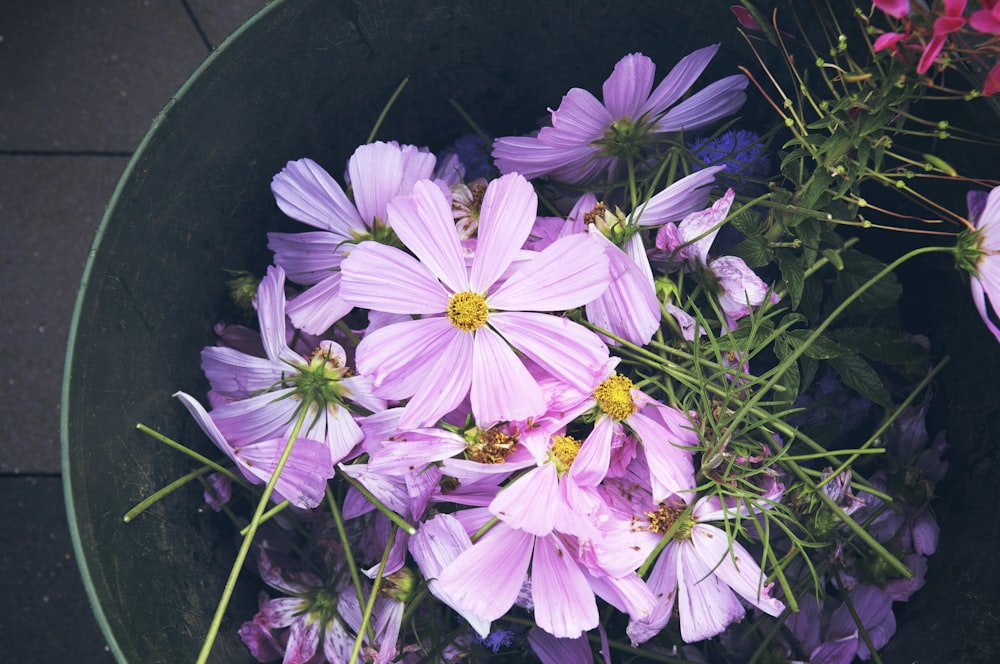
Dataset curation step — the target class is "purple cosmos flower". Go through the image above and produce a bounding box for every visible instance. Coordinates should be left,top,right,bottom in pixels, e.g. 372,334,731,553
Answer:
173,391,332,509
268,141,439,334
962,186,1000,343
656,188,779,326
339,173,612,428
241,547,406,664
492,46,747,185
201,265,385,467
436,520,601,639
595,451,784,644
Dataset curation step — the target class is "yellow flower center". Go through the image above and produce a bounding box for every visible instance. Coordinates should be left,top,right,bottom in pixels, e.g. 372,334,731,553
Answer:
593,375,638,420
644,504,694,540
549,434,581,473
446,291,489,331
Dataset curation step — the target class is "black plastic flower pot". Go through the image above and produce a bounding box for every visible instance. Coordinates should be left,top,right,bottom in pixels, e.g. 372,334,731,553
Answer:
61,0,1000,662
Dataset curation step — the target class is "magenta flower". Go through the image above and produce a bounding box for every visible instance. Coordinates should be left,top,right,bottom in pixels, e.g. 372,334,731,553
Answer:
340,173,612,428
201,265,385,466
492,46,747,185
963,186,1000,343
873,0,911,19
917,0,967,74
971,1,1000,35
268,141,439,334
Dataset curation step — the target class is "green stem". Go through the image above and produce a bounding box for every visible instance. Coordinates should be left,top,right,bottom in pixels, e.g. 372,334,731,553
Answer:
123,465,211,523
366,77,409,143
338,469,416,535
195,405,310,664
350,524,397,664
325,485,375,642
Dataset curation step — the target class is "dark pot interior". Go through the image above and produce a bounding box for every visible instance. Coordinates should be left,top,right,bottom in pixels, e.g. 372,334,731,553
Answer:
61,0,1000,661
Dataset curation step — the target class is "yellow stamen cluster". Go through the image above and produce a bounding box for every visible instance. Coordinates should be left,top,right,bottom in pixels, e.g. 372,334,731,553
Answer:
550,434,581,473
594,374,638,420
644,504,694,541
583,202,610,226
446,291,489,331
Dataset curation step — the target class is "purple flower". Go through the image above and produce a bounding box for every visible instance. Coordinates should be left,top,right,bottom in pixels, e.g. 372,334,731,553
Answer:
492,46,747,185
656,188,779,326
340,173,612,428
173,391,332,509
268,141,439,334
595,452,784,644
961,186,1000,343
200,265,385,467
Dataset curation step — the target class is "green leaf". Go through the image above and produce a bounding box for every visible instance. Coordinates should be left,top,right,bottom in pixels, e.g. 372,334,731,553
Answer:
830,250,901,316
785,330,845,359
732,235,774,268
777,248,806,309
826,327,926,364
829,350,892,409
729,208,765,236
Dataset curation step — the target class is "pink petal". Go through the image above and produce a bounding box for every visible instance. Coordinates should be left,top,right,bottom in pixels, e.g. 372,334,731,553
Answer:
712,254,774,320
436,522,535,622
211,387,299,446
527,629,594,664
488,311,609,392
641,44,720,118
471,173,539,292
689,523,785,617
271,158,365,234
388,181,469,293
355,317,462,400
490,462,560,535
603,53,656,119
369,430,467,474
200,345,283,398
398,327,474,428
656,74,748,134
285,273,353,335
585,234,659,345
256,265,299,364
627,410,696,502
570,415,616,487
347,141,404,225
634,166,725,228
626,542,676,644
490,233,610,311
234,436,334,508
531,534,600,638
675,540,746,642
340,241,450,314
677,187,736,262
267,230,347,283
470,324,547,425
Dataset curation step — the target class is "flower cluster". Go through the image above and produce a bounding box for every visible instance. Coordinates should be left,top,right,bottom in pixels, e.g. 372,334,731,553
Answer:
872,0,1000,95
134,5,1000,658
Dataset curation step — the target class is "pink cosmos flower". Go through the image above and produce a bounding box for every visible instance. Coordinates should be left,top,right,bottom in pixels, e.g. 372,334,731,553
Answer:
656,188,779,326
268,141,439,334
201,265,385,466
436,521,601,639
339,173,612,428
492,46,747,185
965,186,1000,343
596,453,785,644
173,391,332,509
